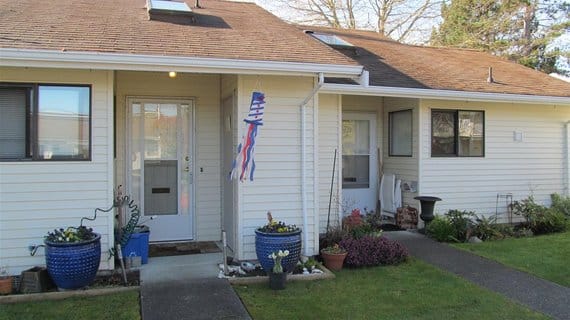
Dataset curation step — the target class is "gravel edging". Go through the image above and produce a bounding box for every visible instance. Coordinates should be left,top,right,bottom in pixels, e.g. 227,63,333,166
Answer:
0,286,139,304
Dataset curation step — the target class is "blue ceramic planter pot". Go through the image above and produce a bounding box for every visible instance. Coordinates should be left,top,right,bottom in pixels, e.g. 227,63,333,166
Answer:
255,229,302,273
45,234,101,290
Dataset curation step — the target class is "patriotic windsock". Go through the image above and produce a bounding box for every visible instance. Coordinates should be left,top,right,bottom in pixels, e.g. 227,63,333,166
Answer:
230,92,265,181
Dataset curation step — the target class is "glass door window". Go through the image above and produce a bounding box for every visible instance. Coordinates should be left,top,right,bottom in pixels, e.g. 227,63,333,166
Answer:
342,119,371,189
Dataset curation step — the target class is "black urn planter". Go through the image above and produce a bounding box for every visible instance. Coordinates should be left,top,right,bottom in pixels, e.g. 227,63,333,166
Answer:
414,196,442,225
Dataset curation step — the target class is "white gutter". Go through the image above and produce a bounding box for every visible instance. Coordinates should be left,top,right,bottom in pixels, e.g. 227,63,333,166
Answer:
320,83,570,106
0,48,363,78
300,73,324,256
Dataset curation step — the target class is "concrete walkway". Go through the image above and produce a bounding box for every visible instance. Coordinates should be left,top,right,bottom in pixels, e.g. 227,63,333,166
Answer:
384,231,570,320
140,253,251,320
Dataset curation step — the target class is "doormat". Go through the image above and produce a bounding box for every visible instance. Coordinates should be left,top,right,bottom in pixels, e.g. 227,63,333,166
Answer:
380,223,406,231
149,241,221,258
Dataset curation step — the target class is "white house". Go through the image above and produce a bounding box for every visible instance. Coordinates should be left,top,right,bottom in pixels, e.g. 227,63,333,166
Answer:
1,0,569,275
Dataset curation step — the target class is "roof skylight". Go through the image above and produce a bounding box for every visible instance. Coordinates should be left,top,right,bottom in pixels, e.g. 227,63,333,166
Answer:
309,32,353,47
147,0,193,15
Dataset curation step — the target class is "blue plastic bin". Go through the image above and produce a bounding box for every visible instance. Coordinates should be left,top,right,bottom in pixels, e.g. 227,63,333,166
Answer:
121,232,150,264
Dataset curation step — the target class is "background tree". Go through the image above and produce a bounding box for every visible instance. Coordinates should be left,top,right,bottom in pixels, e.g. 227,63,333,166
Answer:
431,0,570,75
259,0,442,43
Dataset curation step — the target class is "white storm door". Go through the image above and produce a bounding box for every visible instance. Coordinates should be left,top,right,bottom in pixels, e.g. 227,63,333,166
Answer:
342,113,378,213
128,99,194,242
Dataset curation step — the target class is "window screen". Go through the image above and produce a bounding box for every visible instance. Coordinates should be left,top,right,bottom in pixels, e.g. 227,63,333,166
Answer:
0,87,28,159
342,119,370,189
389,109,412,156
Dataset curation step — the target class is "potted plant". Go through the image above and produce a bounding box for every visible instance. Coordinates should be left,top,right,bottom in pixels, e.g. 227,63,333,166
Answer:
320,244,347,271
267,250,289,290
255,212,301,274
43,226,101,290
0,266,12,295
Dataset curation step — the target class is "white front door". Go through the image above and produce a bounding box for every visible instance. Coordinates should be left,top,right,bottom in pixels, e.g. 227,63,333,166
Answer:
127,98,194,242
342,113,378,214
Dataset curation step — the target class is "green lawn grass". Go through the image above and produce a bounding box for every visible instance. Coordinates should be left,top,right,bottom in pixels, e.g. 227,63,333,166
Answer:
234,259,548,320
454,231,570,287
0,290,140,320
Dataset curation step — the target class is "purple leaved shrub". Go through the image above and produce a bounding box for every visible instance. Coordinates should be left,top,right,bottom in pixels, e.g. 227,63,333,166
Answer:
339,236,409,267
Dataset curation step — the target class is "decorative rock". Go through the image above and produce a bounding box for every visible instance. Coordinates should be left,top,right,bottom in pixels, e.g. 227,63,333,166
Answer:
468,236,483,243
302,268,309,275
240,261,256,272
311,269,323,274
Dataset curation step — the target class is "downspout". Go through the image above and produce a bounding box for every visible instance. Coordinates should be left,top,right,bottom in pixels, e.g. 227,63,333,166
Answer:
300,73,324,256
566,121,570,196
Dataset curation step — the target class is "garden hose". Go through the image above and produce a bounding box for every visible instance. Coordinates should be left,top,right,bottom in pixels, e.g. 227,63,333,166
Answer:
117,195,141,247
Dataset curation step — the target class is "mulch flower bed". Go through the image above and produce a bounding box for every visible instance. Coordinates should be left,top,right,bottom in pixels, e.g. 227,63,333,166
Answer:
7,269,139,296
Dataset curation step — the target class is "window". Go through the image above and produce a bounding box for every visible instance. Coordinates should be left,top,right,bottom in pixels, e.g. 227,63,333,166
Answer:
0,83,91,161
389,109,412,156
148,0,192,14
306,31,354,47
342,119,370,189
431,109,484,157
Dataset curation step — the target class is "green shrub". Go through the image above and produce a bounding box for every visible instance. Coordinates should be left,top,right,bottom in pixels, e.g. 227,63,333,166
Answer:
426,216,456,242
511,196,547,221
445,210,476,242
473,215,507,241
494,223,515,238
551,193,570,218
531,209,567,235
512,195,568,235
364,212,384,231
348,223,376,239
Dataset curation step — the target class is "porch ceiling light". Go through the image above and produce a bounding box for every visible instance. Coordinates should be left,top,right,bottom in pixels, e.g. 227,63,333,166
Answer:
168,71,177,78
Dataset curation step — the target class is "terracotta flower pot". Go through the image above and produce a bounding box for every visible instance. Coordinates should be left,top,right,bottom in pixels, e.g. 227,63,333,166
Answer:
0,277,12,295
321,250,347,271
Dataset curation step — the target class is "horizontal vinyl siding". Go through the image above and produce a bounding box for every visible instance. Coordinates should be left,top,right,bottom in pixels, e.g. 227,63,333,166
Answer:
383,98,420,206
419,100,569,218
115,71,221,242
318,94,341,233
0,67,113,275
238,75,317,260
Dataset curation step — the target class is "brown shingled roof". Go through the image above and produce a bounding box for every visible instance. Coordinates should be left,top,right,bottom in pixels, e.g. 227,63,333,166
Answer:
305,27,570,97
0,0,356,66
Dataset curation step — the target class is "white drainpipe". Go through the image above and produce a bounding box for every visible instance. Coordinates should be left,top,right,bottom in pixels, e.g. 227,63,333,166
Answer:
300,73,324,256
566,121,570,196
